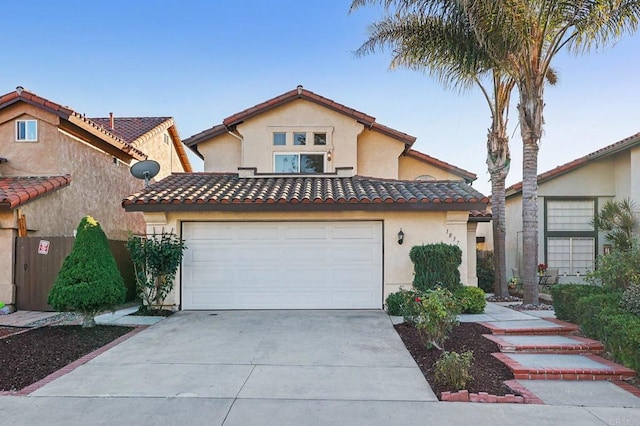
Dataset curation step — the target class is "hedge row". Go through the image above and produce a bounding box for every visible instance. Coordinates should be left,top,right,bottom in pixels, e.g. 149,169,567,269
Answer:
551,284,640,372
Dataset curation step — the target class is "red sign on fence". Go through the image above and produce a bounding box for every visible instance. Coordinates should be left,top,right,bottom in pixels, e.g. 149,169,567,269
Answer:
37,240,50,255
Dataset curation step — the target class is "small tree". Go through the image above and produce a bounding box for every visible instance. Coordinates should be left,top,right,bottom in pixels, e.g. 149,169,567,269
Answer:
126,230,186,313
48,216,126,327
592,198,638,252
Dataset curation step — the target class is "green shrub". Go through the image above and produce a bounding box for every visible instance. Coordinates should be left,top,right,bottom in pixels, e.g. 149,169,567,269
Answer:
621,284,640,316
434,350,474,391
413,288,460,349
476,250,495,293
126,231,186,313
409,243,462,292
600,311,640,372
385,288,416,316
454,286,486,314
550,284,607,323
575,292,622,340
586,245,640,290
48,216,126,327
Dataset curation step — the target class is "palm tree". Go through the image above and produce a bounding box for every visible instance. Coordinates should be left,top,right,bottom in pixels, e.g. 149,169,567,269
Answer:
352,0,640,304
351,3,515,296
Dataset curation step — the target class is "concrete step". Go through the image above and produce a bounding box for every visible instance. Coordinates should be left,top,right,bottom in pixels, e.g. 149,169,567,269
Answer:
480,318,578,335
493,353,637,381
483,334,604,354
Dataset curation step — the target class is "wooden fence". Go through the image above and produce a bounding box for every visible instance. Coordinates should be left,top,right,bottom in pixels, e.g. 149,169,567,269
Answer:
14,237,136,311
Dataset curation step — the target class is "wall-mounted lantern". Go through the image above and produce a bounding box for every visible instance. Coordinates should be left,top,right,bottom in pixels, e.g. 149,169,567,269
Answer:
398,229,404,245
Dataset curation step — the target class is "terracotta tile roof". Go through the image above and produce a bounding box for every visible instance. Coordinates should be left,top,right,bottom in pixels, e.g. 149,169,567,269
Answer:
0,87,146,160
0,175,72,209
123,173,489,212
506,131,640,196
89,117,171,143
405,149,477,182
469,209,492,222
183,86,417,147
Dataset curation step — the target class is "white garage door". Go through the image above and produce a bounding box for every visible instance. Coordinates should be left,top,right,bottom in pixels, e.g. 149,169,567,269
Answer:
181,221,383,310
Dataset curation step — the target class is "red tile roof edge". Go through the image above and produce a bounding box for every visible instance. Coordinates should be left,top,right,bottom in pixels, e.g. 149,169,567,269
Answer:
183,86,417,147
405,149,477,181
0,174,72,209
506,131,640,196
0,87,147,160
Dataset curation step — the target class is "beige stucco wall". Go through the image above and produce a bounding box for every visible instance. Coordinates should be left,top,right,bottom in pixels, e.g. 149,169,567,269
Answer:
143,209,477,310
200,133,242,172
198,99,364,174
357,130,404,179
0,211,17,304
398,155,465,181
134,127,186,180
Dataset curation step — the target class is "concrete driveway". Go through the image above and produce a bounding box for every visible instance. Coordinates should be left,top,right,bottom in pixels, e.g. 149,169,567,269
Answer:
27,310,436,422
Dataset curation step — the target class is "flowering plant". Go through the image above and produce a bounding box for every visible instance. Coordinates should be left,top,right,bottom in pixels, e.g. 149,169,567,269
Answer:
537,263,547,276
508,277,520,289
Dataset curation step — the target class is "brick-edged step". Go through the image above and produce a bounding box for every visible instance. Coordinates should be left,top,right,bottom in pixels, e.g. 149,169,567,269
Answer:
493,353,637,381
480,318,578,336
483,334,604,354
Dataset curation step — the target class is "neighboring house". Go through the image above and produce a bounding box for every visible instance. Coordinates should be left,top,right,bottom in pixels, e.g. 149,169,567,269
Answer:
0,86,192,309
123,85,489,310
505,131,640,283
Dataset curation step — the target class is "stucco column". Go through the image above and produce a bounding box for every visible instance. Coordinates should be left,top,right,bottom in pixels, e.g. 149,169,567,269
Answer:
0,227,17,304
466,222,479,287
446,211,469,286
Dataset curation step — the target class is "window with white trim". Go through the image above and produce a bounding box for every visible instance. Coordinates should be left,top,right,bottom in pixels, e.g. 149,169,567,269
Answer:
274,153,325,173
545,199,596,275
16,120,37,142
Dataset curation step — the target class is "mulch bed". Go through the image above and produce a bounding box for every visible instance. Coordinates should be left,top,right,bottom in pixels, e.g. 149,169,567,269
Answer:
395,322,516,399
0,325,132,392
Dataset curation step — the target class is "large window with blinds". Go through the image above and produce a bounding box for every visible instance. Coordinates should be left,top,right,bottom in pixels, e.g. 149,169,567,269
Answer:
545,199,597,276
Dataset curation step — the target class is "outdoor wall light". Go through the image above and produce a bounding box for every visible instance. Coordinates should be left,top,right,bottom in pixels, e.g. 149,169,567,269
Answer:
398,229,404,245
327,151,332,161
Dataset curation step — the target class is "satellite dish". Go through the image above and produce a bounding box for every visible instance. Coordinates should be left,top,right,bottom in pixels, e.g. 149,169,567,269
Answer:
130,160,160,187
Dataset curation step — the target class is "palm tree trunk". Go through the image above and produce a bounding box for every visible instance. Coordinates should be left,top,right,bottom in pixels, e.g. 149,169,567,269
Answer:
518,84,543,305
487,131,509,297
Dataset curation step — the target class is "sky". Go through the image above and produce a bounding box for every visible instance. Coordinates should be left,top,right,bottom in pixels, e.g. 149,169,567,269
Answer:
2,0,639,196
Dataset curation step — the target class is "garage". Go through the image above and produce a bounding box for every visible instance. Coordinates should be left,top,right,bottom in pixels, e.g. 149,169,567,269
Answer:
181,221,383,310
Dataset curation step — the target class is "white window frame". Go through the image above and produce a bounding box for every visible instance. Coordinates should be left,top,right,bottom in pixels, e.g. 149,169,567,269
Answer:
273,152,326,173
545,198,597,276
16,119,38,142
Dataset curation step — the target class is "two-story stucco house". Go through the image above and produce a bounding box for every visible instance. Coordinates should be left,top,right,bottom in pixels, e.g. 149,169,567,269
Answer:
123,86,489,310
505,131,640,284
0,86,192,309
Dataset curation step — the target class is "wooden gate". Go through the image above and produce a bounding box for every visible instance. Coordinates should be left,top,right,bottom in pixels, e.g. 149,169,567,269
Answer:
14,237,135,311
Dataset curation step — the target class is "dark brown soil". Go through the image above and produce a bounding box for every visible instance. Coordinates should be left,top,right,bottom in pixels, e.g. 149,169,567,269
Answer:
0,325,132,392
395,322,516,399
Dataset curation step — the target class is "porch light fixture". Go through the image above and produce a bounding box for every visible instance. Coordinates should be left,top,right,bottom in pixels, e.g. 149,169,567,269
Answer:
397,229,404,245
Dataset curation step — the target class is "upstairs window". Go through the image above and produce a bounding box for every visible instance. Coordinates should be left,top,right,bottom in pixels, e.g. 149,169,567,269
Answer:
274,153,324,173
293,132,306,145
16,120,37,142
313,133,326,145
273,132,286,146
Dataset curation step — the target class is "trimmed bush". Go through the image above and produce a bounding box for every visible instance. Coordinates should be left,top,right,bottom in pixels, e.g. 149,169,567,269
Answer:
600,311,640,372
550,284,607,323
575,292,622,340
586,245,640,290
409,243,462,292
454,286,486,314
48,216,126,327
385,288,416,316
434,350,474,391
476,250,495,293
621,284,640,316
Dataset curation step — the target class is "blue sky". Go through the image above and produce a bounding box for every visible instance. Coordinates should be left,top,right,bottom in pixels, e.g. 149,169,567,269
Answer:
3,0,639,195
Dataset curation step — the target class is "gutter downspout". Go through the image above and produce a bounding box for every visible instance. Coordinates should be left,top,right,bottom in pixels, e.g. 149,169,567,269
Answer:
227,128,244,171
